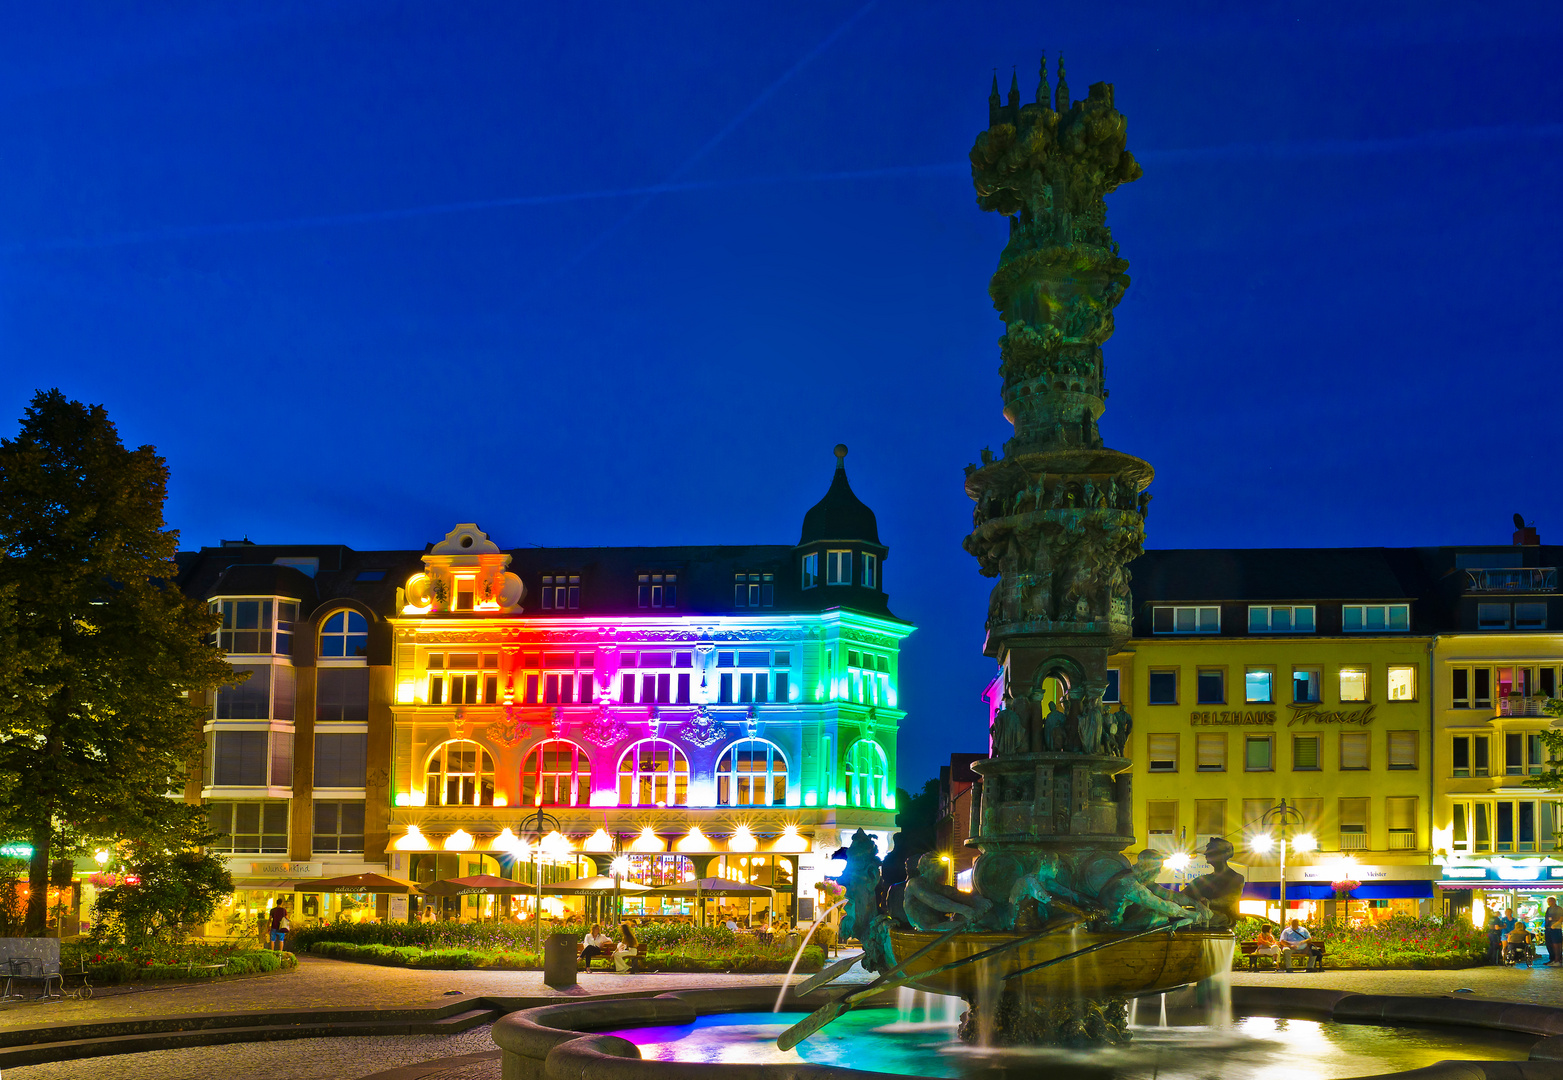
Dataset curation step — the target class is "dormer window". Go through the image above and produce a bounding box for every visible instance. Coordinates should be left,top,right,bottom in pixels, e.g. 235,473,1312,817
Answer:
862,553,878,589
735,573,774,608
454,579,475,612
826,550,852,586
637,573,676,609
541,575,579,610
801,553,819,590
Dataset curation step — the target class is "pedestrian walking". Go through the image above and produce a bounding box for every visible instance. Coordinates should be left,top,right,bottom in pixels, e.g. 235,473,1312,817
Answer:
1544,899,1562,966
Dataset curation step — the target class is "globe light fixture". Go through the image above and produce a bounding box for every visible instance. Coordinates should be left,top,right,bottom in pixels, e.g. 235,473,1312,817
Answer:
1249,833,1275,854
1292,833,1317,853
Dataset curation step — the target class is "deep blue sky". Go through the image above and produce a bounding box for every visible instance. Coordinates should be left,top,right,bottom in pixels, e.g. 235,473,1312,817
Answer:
2,3,1559,789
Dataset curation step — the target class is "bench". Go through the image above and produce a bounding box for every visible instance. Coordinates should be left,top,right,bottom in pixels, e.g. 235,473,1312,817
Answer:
1240,940,1325,971
0,938,62,1000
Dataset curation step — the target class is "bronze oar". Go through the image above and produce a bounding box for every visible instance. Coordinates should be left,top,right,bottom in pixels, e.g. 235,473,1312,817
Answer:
777,914,1082,1051
794,950,868,997
1001,924,1171,983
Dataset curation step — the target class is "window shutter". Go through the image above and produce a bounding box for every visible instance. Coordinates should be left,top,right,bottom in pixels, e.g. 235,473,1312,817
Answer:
1387,797,1416,831
1147,801,1176,833
1339,797,1368,831
1340,732,1369,770
1293,735,1319,770
1197,733,1226,770
1195,799,1225,835
1388,731,1417,768
1148,734,1178,768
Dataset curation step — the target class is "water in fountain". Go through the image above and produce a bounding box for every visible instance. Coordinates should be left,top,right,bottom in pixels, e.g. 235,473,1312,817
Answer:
884,988,962,1032
773,897,848,1013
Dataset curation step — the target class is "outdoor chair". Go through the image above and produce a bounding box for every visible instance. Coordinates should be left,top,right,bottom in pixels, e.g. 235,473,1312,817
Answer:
6,955,62,1000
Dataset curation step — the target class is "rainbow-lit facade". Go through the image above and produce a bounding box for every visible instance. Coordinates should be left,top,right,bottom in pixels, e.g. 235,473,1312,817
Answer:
180,450,910,921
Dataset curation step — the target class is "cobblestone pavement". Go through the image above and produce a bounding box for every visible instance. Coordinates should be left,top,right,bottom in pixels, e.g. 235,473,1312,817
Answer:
8,1025,501,1080
1230,963,1563,1007
0,954,870,1027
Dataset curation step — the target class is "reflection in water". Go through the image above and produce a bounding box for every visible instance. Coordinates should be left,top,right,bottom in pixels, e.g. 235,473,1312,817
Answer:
613,1011,1535,1079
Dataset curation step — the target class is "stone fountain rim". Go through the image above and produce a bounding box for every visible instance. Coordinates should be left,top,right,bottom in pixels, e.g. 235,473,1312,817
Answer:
491,984,1563,1080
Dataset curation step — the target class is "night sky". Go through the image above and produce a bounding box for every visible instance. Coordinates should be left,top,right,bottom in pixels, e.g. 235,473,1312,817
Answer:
2,3,1559,790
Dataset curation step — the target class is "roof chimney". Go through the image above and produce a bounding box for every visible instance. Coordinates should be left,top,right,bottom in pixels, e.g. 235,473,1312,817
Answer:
1513,513,1540,546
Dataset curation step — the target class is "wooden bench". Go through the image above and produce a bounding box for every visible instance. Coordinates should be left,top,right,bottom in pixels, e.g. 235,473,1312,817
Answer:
1240,940,1325,971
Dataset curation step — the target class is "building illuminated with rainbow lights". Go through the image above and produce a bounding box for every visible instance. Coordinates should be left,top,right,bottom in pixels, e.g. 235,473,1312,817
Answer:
178,447,909,923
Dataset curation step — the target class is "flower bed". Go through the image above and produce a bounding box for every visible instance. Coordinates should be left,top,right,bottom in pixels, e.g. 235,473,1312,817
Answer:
1234,915,1487,969
63,942,297,985
290,919,757,954
306,936,824,974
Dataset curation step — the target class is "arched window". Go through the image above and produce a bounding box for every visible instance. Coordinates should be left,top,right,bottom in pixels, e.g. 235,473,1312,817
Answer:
425,741,495,806
845,739,889,808
522,740,592,806
618,740,689,807
320,610,369,658
715,739,788,806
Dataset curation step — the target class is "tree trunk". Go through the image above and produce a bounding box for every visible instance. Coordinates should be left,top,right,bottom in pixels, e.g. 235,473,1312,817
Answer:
25,817,52,937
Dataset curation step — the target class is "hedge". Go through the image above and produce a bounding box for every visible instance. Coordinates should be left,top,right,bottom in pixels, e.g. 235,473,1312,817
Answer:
308,939,824,974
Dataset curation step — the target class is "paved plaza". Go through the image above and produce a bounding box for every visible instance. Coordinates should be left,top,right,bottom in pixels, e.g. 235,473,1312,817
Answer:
7,956,1563,1079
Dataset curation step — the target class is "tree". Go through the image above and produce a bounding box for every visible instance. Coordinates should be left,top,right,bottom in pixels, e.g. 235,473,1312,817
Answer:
91,848,233,944
1525,699,1563,802
0,390,234,934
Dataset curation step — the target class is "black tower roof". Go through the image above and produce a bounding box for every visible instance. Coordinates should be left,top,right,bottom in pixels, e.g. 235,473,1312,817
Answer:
799,445,880,546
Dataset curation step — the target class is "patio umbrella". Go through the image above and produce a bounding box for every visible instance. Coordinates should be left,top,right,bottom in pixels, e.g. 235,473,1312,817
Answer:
419,874,535,896
651,877,774,897
541,875,652,895
294,873,414,894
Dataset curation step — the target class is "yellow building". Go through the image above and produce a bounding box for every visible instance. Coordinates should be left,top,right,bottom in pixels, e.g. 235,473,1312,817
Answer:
1428,541,1562,927
1116,548,1441,921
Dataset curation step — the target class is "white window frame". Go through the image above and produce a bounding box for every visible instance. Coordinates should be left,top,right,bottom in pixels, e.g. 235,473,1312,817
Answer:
826,549,853,586
1151,605,1220,634
617,739,689,807
318,608,369,658
637,573,677,609
521,739,592,807
1247,605,1316,633
801,552,819,590
844,739,889,808
715,738,789,807
734,573,774,608
541,575,580,610
1342,603,1410,632
862,552,878,589
210,596,299,656
1244,667,1274,704
424,740,495,807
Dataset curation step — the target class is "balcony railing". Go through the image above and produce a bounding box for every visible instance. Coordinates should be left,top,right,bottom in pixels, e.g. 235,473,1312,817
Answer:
1464,567,1557,593
1498,695,1555,717
1339,832,1369,851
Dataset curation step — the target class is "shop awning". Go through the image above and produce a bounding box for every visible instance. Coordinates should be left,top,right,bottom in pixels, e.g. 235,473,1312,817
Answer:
295,873,414,894
1242,881,1433,900
542,876,652,895
1440,881,1563,892
420,874,535,896
652,877,774,897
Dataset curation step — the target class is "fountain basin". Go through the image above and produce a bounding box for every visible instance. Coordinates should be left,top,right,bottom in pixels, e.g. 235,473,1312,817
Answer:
491,985,1563,1080
887,927,1233,1001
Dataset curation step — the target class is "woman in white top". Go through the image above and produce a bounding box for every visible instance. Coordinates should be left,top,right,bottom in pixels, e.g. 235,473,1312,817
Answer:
580,924,613,966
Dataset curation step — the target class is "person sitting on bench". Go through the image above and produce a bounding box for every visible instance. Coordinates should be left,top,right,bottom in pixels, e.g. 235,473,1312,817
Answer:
580,924,613,968
1279,919,1313,971
613,922,639,973
1252,926,1282,967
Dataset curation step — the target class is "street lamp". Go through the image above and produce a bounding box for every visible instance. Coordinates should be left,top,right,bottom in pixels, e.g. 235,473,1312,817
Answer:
1250,799,1315,923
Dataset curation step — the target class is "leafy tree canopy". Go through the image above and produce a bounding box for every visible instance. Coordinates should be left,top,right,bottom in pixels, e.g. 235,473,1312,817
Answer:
0,390,235,933
91,848,234,944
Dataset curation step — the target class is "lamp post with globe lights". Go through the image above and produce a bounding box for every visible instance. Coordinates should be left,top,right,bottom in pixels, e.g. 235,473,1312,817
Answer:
1249,799,1316,923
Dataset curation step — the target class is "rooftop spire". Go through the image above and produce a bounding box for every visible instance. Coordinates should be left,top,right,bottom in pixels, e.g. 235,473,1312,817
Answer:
988,70,1000,126
1036,53,1049,105
1053,52,1070,112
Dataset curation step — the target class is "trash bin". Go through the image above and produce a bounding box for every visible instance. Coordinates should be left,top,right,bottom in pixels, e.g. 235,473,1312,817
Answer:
543,932,578,988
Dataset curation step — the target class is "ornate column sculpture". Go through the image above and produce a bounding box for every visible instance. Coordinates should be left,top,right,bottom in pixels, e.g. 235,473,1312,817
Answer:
962,57,1151,918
